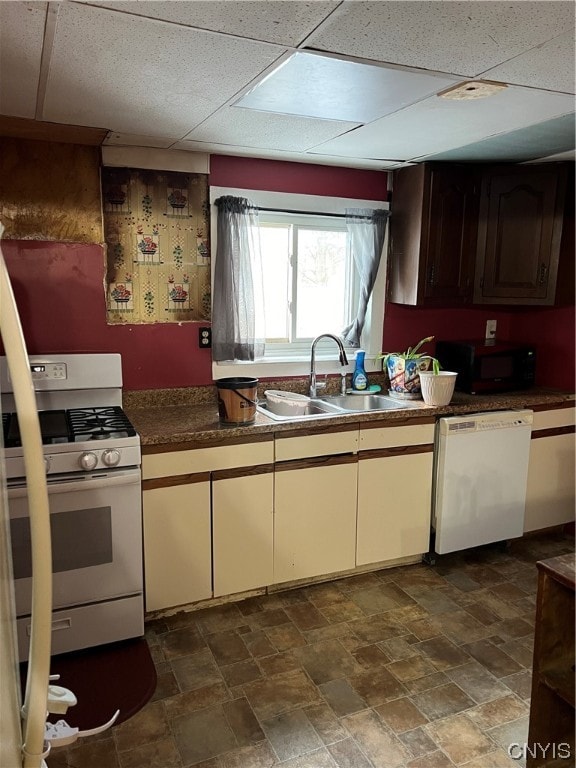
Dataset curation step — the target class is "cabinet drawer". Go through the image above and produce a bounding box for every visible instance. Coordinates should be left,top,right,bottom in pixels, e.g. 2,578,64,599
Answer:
532,407,575,432
359,419,435,450
143,438,274,479
275,424,358,461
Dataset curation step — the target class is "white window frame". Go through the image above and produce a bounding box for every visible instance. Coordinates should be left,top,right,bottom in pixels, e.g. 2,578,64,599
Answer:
210,186,388,381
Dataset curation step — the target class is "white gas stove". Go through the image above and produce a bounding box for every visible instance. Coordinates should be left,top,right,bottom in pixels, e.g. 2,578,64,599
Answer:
1,353,144,660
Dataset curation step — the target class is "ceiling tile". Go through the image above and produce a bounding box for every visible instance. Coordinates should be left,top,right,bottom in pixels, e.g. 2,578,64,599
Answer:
479,32,575,94
307,0,574,79
419,113,576,163
309,86,574,161
0,2,47,118
184,105,358,151
235,52,458,123
79,0,339,46
42,2,285,136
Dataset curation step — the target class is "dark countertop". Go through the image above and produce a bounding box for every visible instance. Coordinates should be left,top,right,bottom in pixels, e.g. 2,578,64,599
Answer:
125,388,574,449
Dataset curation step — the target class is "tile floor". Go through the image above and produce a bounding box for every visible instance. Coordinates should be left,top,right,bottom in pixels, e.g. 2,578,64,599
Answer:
47,530,574,768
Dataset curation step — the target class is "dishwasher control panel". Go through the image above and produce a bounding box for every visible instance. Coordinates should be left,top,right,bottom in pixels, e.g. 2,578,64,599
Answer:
443,410,533,435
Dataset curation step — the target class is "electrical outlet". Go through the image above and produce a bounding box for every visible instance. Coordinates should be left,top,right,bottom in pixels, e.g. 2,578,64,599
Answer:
485,320,497,340
199,327,212,349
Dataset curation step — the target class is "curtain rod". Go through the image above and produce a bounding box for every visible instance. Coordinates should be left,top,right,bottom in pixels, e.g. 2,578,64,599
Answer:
256,207,389,219
257,206,347,219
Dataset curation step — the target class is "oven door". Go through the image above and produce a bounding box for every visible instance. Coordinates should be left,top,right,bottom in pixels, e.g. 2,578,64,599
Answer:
8,468,142,616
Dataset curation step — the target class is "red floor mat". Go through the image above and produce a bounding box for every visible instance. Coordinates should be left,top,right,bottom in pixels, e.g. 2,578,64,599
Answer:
21,637,157,731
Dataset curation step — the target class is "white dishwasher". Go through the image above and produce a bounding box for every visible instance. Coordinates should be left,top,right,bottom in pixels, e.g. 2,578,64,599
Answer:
432,410,533,555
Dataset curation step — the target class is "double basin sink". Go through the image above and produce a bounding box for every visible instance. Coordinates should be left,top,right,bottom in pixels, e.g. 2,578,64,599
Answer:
257,393,422,422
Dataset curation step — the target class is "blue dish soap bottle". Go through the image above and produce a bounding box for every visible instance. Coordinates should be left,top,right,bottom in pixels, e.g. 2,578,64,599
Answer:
352,349,368,391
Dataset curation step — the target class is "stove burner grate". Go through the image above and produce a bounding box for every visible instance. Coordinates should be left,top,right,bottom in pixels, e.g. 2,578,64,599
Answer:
67,407,136,442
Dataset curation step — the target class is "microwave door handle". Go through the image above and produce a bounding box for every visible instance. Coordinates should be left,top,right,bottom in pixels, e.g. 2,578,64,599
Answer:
0,232,53,768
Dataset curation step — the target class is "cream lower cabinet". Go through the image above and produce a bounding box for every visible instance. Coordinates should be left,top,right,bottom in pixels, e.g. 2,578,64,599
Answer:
524,406,575,533
273,424,359,585
143,478,212,612
142,436,274,612
212,467,274,597
274,455,358,584
356,418,435,566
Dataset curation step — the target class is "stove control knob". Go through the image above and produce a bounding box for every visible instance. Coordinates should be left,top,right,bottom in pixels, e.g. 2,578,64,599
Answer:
79,452,98,471
44,456,51,474
102,449,121,467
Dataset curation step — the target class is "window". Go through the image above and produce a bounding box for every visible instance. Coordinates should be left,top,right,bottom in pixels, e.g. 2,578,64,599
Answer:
259,212,357,357
211,187,388,379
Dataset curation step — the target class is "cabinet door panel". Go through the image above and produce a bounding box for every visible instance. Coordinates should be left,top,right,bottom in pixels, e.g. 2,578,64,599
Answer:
274,462,357,584
357,452,433,566
424,168,477,301
143,483,212,612
389,163,477,306
213,473,274,597
475,169,565,304
524,434,575,532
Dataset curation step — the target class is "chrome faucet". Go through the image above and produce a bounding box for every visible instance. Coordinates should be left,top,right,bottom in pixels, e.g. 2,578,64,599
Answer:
309,334,349,397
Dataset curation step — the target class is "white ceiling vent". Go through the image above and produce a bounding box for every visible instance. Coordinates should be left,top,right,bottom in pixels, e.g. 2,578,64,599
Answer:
438,81,508,100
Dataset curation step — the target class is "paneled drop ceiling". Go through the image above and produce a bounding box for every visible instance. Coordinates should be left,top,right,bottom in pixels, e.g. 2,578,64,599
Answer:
0,0,574,169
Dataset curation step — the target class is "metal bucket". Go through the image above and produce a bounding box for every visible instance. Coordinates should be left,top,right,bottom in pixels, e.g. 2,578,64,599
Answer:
215,377,258,425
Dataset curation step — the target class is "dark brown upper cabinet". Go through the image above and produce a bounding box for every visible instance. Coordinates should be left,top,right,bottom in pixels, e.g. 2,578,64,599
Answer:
473,165,568,306
388,163,480,306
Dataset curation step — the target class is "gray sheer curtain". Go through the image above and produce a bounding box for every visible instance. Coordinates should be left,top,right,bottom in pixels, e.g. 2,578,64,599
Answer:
341,208,390,347
212,196,265,361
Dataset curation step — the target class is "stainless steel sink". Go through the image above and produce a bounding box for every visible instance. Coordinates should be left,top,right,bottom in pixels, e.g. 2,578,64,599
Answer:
258,393,421,421
256,399,343,422
316,394,421,412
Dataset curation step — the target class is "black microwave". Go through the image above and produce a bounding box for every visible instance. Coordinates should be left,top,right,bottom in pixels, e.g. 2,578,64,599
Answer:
435,340,536,394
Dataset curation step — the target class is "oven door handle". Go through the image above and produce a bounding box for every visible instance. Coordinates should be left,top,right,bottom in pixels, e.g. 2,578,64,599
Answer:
8,470,141,498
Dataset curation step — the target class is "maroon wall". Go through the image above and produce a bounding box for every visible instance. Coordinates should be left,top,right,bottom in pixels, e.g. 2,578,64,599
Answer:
1,156,389,390
383,303,575,392
210,155,389,201
510,304,575,391
382,304,513,357
1,240,214,390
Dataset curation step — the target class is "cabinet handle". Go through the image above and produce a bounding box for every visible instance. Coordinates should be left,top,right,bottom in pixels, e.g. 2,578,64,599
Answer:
428,264,435,285
538,263,549,285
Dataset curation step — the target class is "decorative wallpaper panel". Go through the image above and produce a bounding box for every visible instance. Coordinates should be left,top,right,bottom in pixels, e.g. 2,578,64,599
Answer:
103,167,210,323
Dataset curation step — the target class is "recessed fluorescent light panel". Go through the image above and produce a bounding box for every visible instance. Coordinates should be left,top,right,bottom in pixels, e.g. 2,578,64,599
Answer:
235,51,459,124
438,81,508,100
